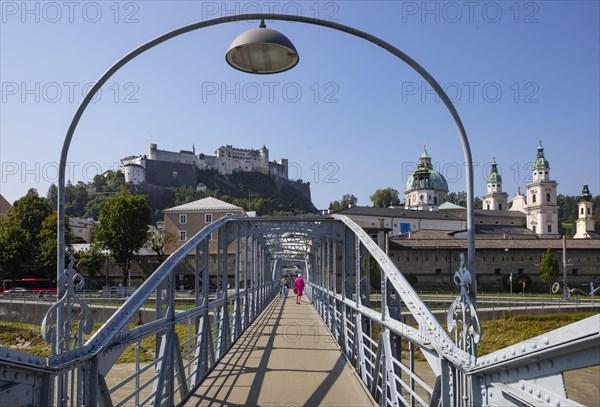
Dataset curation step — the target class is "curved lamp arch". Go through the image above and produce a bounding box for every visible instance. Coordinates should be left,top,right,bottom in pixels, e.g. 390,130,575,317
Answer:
57,13,476,301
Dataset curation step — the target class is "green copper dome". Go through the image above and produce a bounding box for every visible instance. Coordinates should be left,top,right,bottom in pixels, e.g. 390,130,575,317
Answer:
404,170,449,192
404,146,448,193
487,158,502,183
532,141,550,170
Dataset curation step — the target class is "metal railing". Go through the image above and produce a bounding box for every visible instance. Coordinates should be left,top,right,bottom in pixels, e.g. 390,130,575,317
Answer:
0,215,598,406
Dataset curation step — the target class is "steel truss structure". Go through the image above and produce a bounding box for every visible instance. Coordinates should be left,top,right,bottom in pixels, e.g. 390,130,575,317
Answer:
1,215,598,406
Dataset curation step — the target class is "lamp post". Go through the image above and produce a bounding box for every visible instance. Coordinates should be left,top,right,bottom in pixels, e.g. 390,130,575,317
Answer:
57,12,476,314
562,235,569,300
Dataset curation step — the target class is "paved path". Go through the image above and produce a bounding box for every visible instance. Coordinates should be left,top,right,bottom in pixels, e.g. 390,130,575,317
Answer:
183,294,376,407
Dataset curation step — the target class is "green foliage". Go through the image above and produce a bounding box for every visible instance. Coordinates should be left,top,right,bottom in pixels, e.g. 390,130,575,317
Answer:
0,191,57,277
540,248,560,286
0,219,30,277
370,188,400,208
64,182,89,217
446,191,483,209
174,186,208,206
34,212,72,278
6,190,53,244
94,193,151,286
329,194,358,212
84,195,110,220
76,245,104,278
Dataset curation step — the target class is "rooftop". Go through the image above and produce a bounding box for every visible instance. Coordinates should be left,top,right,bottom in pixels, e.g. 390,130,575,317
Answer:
164,197,244,212
338,206,463,221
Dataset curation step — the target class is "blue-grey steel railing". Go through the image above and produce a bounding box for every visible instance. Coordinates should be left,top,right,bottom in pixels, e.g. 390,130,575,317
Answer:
0,215,598,406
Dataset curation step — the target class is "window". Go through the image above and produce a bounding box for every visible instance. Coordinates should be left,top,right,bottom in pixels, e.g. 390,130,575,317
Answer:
205,214,213,223
486,204,490,210
179,214,187,224
226,213,234,217
434,196,438,204
179,230,187,241
494,268,501,274
532,194,536,203
498,203,502,210
533,225,536,233
435,268,441,274
572,268,578,275
547,225,552,233
588,207,591,215
546,193,550,202
518,268,523,273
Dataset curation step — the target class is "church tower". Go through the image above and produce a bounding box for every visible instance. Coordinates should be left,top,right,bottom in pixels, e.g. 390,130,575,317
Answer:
525,141,558,235
404,146,449,210
574,183,595,239
482,158,508,211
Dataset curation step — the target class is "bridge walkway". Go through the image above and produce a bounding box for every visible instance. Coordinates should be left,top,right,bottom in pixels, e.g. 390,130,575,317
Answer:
183,293,376,407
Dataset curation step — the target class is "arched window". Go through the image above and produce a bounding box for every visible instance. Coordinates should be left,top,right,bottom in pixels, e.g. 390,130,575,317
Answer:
486,204,490,210
532,194,536,203
546,193,550,202
499,203,502,210
588,207,591,214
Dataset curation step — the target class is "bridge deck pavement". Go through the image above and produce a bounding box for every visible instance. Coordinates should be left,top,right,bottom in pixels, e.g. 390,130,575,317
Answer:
183,294,377,407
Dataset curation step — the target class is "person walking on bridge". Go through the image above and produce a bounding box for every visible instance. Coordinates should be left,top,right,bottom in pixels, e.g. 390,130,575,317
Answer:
280,275,289,298
294,274,305,304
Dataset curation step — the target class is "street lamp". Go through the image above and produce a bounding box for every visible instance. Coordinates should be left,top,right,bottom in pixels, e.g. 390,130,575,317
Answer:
226,19,299,74
57,12,476,316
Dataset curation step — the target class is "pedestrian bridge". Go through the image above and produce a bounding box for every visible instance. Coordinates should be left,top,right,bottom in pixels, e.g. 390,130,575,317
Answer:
1,215,598,406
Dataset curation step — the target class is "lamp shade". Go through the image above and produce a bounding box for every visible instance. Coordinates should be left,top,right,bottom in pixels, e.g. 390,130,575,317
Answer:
226,26,299,74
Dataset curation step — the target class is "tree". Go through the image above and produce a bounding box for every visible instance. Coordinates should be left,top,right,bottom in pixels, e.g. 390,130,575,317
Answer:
0,219,29,277
445,191,482,209
65,182,89,217
540,248,559,290
76,244,104,283
147,227,177,258
5,190,53,245
84,195,110,220
329,194,358,212
94,194,151,286
35,212,72,279
0,191,53,275
370,188,400,208
46,184,58,210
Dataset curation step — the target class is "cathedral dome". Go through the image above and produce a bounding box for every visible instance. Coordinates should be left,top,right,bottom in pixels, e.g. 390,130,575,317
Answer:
404,169,449,192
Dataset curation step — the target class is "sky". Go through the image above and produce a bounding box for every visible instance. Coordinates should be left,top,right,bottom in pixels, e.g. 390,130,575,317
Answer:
1,1,599,211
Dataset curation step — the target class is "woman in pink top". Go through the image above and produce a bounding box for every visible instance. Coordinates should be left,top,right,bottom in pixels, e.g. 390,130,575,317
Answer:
294,274,305,304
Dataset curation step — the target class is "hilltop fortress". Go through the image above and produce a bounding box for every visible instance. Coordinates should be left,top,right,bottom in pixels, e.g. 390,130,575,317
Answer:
120,143,312,202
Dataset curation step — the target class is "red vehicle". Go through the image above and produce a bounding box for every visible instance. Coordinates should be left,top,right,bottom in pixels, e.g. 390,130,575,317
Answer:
0,278,57,297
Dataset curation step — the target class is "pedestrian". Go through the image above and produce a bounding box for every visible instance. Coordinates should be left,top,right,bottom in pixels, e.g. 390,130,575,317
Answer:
280,275,289,298
294,274,305,304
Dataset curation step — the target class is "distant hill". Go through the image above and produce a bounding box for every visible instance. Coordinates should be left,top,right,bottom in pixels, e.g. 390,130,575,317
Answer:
50,170,318,224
